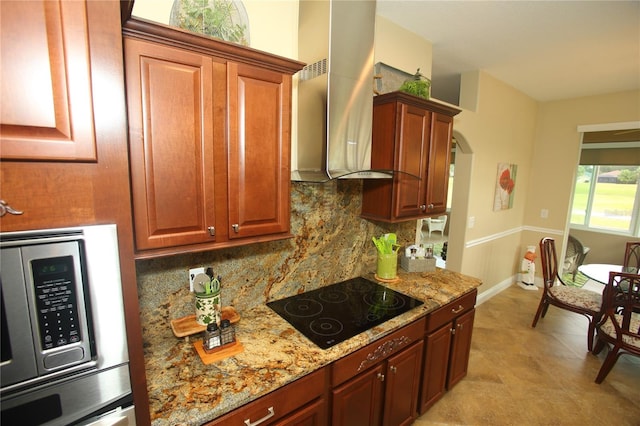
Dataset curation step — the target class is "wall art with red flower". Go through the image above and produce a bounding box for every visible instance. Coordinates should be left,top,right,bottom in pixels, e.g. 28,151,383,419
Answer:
493,163,517,211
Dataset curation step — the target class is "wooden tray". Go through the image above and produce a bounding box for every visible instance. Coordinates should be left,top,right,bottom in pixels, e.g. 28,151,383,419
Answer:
193,340,244,365
171,306,240,339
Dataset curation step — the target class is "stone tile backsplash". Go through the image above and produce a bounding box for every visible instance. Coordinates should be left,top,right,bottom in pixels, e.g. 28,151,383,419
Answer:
136,181,416,325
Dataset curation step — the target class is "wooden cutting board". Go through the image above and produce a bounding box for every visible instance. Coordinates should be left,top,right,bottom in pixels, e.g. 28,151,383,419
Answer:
170,306,240,339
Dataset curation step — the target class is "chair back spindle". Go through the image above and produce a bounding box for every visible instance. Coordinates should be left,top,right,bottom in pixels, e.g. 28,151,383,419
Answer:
622,241,640,271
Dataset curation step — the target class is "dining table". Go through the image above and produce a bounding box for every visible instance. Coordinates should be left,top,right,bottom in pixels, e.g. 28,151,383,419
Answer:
578,263,638,284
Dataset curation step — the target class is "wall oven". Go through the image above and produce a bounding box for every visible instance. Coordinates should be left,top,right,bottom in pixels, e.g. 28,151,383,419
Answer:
1,224,134,425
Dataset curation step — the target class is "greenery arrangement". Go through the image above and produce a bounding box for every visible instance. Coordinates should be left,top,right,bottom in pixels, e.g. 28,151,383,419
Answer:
174,0,248,45
399,68,431,100
372,233,401,255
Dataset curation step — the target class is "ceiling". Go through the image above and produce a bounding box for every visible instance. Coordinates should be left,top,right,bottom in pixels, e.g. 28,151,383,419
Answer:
376,0,640,103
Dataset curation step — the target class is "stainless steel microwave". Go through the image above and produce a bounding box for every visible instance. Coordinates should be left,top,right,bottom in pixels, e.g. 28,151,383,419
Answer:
1,224,134,425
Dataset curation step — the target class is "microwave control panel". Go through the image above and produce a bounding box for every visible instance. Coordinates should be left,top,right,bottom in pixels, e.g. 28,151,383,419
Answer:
31,256,82,350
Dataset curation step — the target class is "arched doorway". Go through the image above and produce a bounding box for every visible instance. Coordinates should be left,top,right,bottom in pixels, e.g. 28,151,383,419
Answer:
444,130,473,272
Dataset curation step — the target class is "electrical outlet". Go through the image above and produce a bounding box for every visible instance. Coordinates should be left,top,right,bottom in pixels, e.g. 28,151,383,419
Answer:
189,267,205,292
540,209,549,219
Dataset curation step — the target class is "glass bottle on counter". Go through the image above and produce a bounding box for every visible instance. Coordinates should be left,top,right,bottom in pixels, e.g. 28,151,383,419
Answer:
203,322,221,352
220,319,235,346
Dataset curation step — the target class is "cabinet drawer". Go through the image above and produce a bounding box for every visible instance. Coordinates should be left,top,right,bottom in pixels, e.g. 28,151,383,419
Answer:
425,289,477,333
331,317,426,387
206,368,326,425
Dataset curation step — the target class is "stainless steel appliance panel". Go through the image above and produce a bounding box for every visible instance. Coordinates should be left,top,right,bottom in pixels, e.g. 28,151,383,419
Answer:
1,224,133,426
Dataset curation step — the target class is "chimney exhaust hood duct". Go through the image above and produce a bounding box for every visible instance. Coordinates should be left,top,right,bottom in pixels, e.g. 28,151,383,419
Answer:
292,0,392,182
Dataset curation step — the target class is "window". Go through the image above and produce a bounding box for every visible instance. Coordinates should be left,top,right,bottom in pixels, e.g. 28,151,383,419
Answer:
571,165,640,236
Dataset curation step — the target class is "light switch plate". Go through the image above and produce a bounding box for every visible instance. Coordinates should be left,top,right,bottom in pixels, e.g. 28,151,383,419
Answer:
189,267,205,292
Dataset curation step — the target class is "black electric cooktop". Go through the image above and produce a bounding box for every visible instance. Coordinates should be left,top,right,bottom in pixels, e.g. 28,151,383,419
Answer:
267,277,423,349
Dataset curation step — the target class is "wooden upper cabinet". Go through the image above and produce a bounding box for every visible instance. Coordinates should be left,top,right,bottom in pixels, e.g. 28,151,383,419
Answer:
125,39,217,250
426,113,454,214
0,0,97,161
361,92,461,223
227,62,291,239
122,19,304,258
393,104,431,219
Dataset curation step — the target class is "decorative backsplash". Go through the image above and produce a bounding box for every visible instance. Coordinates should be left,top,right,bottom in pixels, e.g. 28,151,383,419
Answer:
136,181,416,332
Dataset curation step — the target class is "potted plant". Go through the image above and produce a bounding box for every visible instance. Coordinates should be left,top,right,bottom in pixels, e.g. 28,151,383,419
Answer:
399,68,431,100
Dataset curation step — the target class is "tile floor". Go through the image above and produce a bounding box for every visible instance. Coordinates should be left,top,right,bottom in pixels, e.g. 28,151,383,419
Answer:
414,284,640,425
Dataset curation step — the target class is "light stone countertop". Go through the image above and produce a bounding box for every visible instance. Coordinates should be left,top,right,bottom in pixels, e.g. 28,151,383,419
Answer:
145,268,482,425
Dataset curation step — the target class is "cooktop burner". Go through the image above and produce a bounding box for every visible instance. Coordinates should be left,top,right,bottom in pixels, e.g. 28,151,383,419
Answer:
267,277,423,349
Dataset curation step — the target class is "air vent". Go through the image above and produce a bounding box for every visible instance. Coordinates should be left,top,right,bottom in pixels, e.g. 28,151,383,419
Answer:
300,59,327,81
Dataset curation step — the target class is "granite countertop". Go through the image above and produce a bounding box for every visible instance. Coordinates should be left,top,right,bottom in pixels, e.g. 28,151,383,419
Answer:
145,268,482,425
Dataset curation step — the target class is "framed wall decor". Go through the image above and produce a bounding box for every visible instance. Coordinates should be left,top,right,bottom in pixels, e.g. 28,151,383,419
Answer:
493,162,517,211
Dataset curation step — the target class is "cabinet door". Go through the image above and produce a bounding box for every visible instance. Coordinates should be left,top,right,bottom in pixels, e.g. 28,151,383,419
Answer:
393,104,431,219
227,62,291,239
447,308,475,389
332,364,384,426
419,323,452,414
1,0,96,161
383,340,424,426
274,398,327,426
125,39,217,250
425,113,453,214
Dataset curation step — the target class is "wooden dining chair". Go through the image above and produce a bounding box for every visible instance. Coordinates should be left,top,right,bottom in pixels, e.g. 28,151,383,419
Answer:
622,241,640,270
563,235,590,281
592,271,640,383
531,237,603,351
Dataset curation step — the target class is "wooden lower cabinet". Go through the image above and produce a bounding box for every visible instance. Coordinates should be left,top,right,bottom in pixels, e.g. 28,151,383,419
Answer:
419,290,476,414
331,341,423,426
331,318,426,426
273,398,327,426
382,340,424,426
205,368,327,426
332,364,384,426
203,297,477,426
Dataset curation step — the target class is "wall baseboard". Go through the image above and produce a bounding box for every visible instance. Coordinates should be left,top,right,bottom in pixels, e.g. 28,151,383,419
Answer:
477,275,541,306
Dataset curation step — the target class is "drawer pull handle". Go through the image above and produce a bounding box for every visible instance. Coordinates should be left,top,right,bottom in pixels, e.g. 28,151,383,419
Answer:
0,200,23,217
244,406,275,426
451,305,464,314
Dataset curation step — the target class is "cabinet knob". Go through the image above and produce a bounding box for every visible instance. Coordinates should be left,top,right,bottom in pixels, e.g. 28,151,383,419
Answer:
420,205,426,211
390,365,397,374
427,203,434,209
207,226,215,236
377,372,385,382
0,200,24,217
232,224,239,233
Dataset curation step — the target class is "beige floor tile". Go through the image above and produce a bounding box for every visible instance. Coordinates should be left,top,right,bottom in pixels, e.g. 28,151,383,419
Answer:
414,285,640,425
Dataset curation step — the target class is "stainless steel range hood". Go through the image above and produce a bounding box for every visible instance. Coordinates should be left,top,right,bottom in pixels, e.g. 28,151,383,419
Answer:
292,0,392,182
